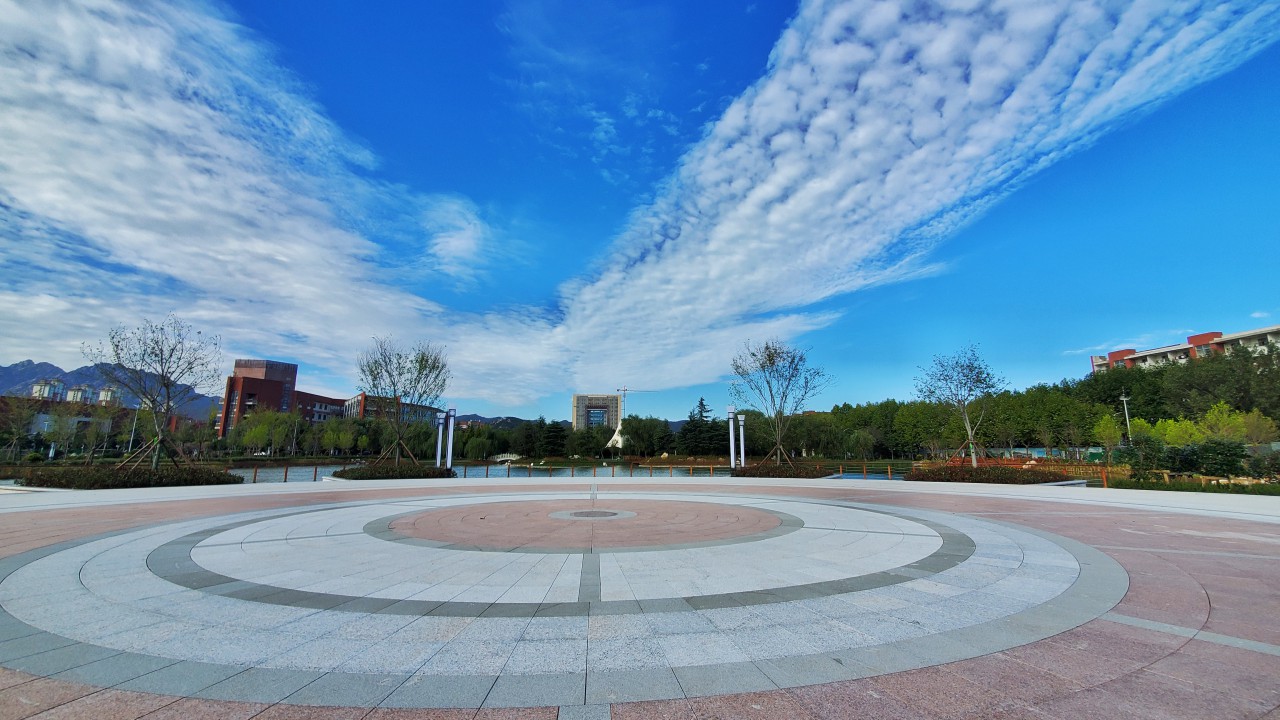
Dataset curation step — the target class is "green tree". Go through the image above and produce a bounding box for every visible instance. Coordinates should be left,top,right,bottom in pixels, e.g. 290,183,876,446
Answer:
539,421,567,458
1242,409,1278,447
1154,418,1204,447
915,345,1005,467
0,397,40,461
1198,401,1247,442
1199,439,1248,477
620,415,673,457
1092,414,1124,465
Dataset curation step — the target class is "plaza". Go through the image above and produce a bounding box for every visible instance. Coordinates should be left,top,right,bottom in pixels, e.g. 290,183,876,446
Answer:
0,477,1277,719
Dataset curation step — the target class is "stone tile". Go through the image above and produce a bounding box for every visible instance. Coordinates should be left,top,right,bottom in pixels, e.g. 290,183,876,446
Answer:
790,679,923,720
248,705,372,720
381,674,497,709
283,672,405,707
482,672,584,708
137,698,270,719
671,662,776,698
194,667,324,704
586,668,684,704
687,689,820,720
19,688,176,719
0,677,97,720
114,661,246,697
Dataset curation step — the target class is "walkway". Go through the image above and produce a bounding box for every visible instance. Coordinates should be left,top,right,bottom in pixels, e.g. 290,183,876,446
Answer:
0,477,1277,718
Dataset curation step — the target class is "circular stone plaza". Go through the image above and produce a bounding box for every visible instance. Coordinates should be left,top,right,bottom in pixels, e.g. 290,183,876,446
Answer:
0,477,1277,719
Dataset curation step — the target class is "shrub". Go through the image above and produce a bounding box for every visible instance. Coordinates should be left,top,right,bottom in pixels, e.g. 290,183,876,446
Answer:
904,465,1073,485
1109,478,1280,495
331,464,457,480
1247,452,1280,480
17,466,242,490
1198,439,1248,477
23,452,44,463
1113,435,1166,481
731,464,833,479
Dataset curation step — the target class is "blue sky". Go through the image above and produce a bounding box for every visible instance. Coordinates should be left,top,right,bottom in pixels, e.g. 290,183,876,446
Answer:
1,1,1278,422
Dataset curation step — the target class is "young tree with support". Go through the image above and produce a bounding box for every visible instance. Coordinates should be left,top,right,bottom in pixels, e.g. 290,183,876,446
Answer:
356,336,450,466
914,345,1006,469
82,315,223,470
729,339,831,466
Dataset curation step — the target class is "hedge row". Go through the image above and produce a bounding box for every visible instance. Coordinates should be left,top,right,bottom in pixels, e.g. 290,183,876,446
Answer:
731,464,834,479
17,466,242,490
331,464,457,480
1108,478,1280,495
903,465,1073,485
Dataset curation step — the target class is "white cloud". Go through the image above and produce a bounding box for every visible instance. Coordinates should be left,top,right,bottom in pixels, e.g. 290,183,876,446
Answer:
1252,311,1271,319
1,0,1277,409
418,196,492,281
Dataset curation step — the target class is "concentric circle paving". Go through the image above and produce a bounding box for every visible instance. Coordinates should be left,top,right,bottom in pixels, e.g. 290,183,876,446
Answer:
0,491,1127,709
379,498,794,551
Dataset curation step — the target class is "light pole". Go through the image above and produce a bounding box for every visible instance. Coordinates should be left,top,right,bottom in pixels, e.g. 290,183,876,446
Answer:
737,413,747,468
727,405,737,469
1119,391,1132,439
445,406,457,470
434,411,446,467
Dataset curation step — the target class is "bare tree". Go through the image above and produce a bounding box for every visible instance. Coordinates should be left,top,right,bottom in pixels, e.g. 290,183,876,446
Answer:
357,336,450,465
730,339,830,465
914,345,1006,469
83,315,223,469
0,397,40,461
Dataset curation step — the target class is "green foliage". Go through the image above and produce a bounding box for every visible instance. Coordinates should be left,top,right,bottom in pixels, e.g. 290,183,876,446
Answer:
1113,434,1166,480
331,464,457,480
677,398,728,456
17,465,241,489
1109,478,1280,495
1197,439,1248,477
620,415,673,458
23,452,44,463
1154,418,1205,447
1242,409,1278,446
731,463,832,479
1246,452,1280,479
903,465,1073,484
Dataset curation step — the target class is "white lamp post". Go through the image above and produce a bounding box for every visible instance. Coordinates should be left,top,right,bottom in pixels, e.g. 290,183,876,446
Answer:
434,411,446,467
727,405,737,470
445,406,457,470
737,413,747,467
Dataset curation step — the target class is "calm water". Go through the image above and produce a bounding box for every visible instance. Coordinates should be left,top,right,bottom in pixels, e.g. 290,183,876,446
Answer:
225,464,900,482
228,465,348,483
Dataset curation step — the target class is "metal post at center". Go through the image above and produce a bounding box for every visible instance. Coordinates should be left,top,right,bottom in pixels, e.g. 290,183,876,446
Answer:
737,413,747,468
445,406,457,470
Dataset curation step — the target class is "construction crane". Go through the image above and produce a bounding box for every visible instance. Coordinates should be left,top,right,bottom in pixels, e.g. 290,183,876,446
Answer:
606,386,657,449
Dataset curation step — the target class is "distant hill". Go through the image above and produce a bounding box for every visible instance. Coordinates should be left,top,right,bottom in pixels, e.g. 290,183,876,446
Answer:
0,359,220,420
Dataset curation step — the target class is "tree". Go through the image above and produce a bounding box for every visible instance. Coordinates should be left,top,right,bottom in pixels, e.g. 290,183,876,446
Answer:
1092,414,1124,465
83,315,223,469
356,336,450,465
0,397,40,461
729,339,830,465
1242,409,1278,447
914,345,1006,468
1198,401,1247,442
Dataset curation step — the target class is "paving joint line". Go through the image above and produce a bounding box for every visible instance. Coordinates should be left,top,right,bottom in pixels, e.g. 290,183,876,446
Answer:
1102,612,1280,657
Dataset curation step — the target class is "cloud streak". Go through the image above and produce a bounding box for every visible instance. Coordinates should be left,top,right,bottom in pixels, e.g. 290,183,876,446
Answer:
1,0,1277,408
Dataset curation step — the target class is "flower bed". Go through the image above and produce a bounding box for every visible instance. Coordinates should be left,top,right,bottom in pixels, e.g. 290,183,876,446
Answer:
1108,478,1280,495
17,466,242,490
731,464,833,479
903,465,1073,485
331,464,457,480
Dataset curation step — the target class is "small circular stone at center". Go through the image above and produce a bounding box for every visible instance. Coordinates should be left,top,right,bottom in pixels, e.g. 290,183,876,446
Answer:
569,510,618,518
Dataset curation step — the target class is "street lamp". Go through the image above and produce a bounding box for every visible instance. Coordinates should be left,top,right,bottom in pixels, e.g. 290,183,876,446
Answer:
434,411,446,467
1119,391,1132,439
445,406,457,470
737,413,747,468
727,406,737,470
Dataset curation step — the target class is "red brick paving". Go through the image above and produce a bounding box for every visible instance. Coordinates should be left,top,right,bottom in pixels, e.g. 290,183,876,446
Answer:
388,499,781,550
1,481,1278,718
